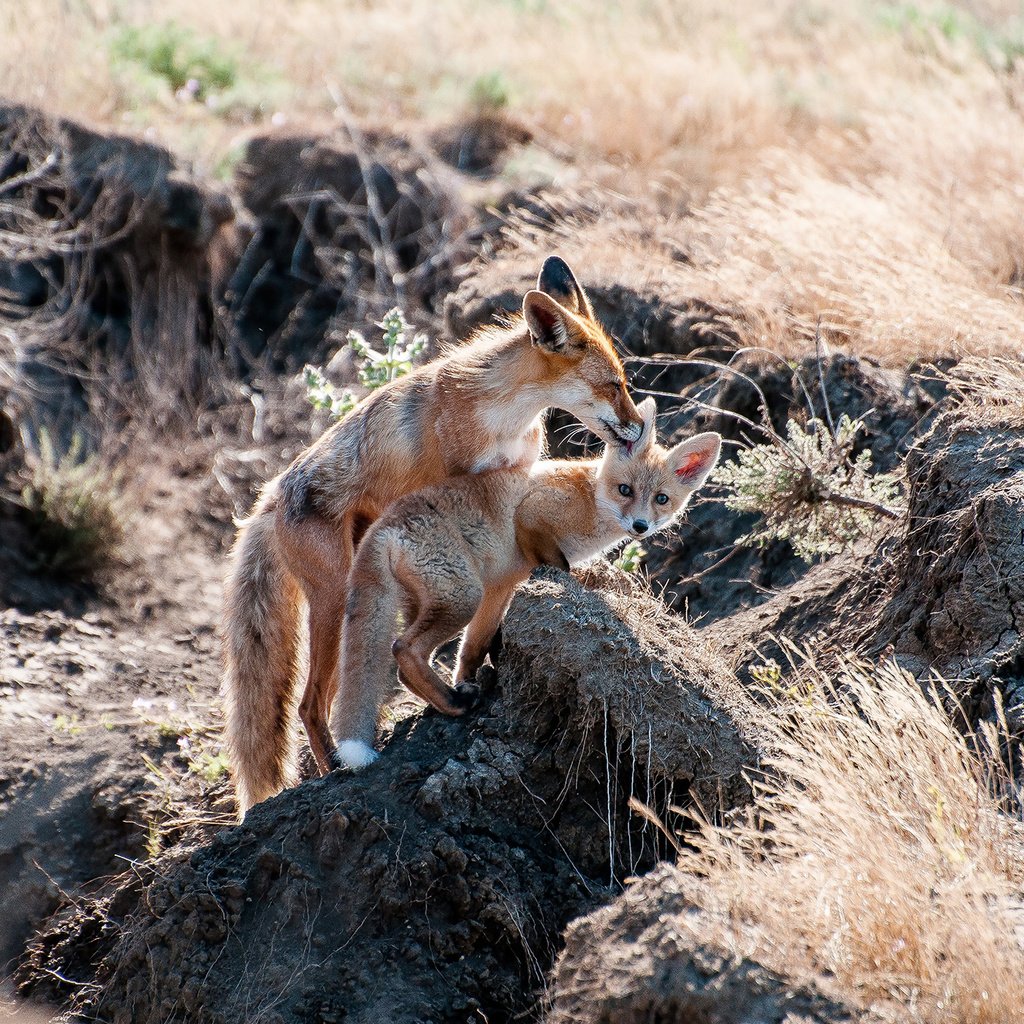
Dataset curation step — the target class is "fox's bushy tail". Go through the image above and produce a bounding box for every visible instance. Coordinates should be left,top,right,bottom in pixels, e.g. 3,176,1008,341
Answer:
332,532,401,763
222,492,304,819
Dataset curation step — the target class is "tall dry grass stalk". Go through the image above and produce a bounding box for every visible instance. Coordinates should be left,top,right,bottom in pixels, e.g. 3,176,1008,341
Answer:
679,657,1024,1022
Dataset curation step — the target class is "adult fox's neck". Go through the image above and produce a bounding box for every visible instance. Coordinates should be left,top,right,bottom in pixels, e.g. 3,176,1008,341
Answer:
439,324,555,473
445,323,551,401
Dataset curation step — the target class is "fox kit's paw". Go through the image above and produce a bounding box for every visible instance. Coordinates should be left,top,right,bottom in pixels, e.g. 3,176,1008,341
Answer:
451,680,482,712
334,739,380,770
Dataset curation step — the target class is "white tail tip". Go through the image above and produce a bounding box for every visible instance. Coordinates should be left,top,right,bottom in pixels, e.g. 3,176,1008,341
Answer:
337,739,380,770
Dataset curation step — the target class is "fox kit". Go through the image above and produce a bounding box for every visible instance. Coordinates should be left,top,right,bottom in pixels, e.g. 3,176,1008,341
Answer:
224,257,645,815
333,397,722,769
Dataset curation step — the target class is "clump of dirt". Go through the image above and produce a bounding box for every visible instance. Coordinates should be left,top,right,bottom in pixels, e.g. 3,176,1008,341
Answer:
230,126,471,368
546,863,874,1024
16,569,767,1023
430,111,533,176
0,104,238,437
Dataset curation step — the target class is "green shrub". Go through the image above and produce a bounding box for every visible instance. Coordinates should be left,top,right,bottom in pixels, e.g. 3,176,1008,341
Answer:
711,414,902,561
16,429,128,580
306,308,427,420
614,539,646,573
111,22,238,96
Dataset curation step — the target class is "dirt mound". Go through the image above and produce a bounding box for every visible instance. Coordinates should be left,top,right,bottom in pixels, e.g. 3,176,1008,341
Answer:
430,111,532,176
17,569,766,1023
0,104,237,435
230,126,470,367
547,863,871,1024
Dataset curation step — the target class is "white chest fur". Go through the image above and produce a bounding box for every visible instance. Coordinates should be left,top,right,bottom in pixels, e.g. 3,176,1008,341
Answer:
471,407,545,473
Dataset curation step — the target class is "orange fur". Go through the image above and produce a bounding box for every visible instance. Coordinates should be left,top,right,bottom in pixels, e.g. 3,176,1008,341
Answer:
223,257,644,817
331,398,722,767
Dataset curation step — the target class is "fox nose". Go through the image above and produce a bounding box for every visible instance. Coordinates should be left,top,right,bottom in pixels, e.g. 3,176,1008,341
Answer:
632,519,649,535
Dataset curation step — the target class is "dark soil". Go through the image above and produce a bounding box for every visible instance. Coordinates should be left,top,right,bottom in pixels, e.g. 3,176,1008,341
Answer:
16,570,766,1024
547,862,879,1024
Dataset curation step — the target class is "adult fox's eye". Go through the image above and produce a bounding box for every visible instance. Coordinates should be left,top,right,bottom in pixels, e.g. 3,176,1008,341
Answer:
619,483,633,498
655,493,669,505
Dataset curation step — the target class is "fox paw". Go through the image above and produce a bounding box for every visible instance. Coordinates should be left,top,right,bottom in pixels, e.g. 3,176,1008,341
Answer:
333,739,380,770
451,680,481,711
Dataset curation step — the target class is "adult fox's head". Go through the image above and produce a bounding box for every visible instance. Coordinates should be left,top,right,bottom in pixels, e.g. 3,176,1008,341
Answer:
596,397,721,539
523,256,644,446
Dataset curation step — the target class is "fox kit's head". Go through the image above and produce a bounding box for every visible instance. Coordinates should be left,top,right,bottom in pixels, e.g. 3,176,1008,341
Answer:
596,397,721,539
523,256,644,446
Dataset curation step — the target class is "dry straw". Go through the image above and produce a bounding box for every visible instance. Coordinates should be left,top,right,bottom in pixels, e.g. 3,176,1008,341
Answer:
680,655,1024,1023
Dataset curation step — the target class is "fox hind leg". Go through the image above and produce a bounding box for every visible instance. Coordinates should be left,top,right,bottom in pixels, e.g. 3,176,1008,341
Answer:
279,511,356,775
391,574,482,715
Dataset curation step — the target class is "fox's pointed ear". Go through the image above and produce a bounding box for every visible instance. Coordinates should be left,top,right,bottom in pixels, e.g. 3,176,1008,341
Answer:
538,255,595,321
633,397,658,454
668,432,722,489
523,290,574,353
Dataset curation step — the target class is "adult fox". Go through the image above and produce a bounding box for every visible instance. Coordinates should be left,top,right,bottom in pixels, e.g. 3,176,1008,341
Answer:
224,257,644,815
332,397,722,769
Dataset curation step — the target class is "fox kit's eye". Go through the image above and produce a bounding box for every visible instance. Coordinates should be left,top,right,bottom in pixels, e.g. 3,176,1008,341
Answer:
618,483,633,498
655,493,669,505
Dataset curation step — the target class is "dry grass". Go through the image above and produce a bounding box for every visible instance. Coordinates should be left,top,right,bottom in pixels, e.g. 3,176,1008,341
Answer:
944,356,1024,427
678,657,1024,1022
6,2,1024,363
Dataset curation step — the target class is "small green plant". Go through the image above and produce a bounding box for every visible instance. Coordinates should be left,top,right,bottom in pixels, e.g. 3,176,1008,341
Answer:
305,308,427,420
711,414,902,561
189,748,231,785
16,429,127,580
111,22,238,97
751,657,817,706
750,658,783,689
614,539,646,573
469,71,511,111
53,713,83,736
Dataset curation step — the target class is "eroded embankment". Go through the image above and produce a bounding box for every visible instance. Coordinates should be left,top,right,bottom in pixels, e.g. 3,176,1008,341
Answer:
18,569,767,1024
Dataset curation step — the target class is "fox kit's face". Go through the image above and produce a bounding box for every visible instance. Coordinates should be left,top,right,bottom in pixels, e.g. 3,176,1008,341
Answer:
596,398,721,539
523,257,643,446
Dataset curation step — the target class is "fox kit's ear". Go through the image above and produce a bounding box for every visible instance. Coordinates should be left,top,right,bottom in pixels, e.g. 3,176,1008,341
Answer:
523,290,574,353
537,255,595,321
634,396,658,453
669,432,722,489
